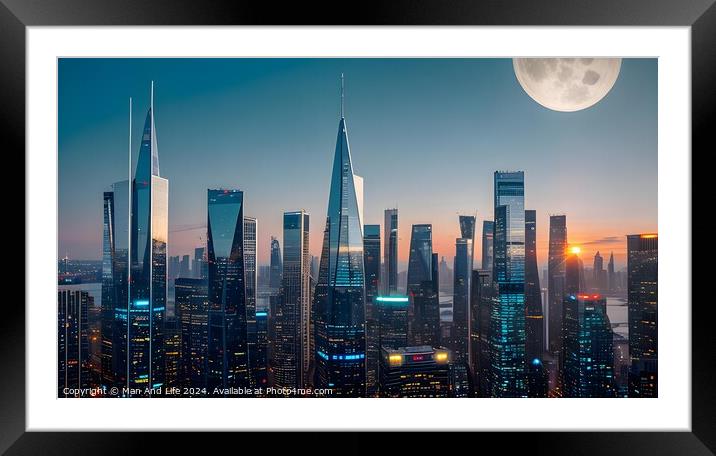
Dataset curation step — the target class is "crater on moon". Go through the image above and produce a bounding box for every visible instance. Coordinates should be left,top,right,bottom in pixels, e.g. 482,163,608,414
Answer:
513,58,622,112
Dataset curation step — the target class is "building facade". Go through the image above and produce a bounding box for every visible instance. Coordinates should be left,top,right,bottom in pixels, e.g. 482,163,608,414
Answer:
383,208,398,294
363,224,381,396
379,346,452,397
407,224,440,348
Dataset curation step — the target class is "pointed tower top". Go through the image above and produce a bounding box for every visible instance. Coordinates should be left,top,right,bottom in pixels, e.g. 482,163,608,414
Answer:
151,80,154,112
340,73,345,119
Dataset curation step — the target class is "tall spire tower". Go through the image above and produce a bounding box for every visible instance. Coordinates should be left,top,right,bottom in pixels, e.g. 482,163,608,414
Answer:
128,81,168,395
314,75,366,396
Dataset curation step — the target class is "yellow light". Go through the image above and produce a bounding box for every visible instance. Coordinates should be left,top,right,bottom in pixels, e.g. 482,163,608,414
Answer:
434,351,449,363
388,354,403,366
640,234,658,239
570,246,581,255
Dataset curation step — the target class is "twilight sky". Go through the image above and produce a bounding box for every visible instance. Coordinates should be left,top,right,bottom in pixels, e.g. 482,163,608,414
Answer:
58,58,657,270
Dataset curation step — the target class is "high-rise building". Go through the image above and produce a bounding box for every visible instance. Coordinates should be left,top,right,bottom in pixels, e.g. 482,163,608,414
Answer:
383,209,398,294
180,255,191,278
100,181,130,388
193,247,206,280
593,251,607,292
470,269,494,397
169,255,180,281
481,220,494,271
206,189,249,392
163,317,182,388
58,289,92,397
524,210,544,369
452,215,475,366
175,277,208,390
490,171,526,397
379,346,452,397
128,83,168,393
627,234,658,398
547,215,567,355
562,294,616,397
254,309,269,388
269,236,282,291
407,224,440,348
607,252,616,293
243,216,260,387
314,76,366,396
275,210,311,389
363,224,381,396
376,296,409,352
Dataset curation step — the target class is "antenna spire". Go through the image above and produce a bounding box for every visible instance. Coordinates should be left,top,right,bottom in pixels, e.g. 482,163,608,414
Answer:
150,80,154,112
340,73,344,118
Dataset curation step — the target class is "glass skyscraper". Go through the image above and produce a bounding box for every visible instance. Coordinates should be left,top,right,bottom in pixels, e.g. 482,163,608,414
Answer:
244,216,260,387
269,236,282,291
58,289,92,397
627,234,658,398
490,171,526,397
562,294,616,397
206,189,249,393
175,277,208,390
481,220,494,272
383,208,398,294
524,210,544,364
547,214,567,356
100,180,129,389
275,210,311,389
363,224,381,396
452,215,475,366
128,84,168,394
407,224,440,348
314,76,367,396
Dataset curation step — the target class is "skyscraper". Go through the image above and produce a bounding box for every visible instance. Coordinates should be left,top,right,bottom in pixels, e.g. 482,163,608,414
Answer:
163,317,181,388
481,220,495,272
58,289,92,397
244,216,260,387
627,234,658,398
376,296,409,351
383,209,398,295
607,252,616,293
100,181,130,389
524,210,544,367
407,224,440,348
193,247,206,280
363,224,381,396
562,294,616,397
269,236,282,291
314,75,366,396
275,210,310,389
128,83,168,393
180,255,191,278
470,269,494,397
379,346,452,398
593,251,607,292
175,277,208,390
490,171,526,397
547,215,567,355
206,189,249,392
452,215,475,366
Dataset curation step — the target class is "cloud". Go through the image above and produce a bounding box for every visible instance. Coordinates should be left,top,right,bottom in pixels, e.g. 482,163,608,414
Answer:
581,236,622,246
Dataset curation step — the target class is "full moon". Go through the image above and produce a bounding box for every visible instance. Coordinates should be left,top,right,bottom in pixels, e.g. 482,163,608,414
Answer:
513,58,622,112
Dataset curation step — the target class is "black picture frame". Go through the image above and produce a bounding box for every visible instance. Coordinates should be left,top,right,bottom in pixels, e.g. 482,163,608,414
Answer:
4,0,707,453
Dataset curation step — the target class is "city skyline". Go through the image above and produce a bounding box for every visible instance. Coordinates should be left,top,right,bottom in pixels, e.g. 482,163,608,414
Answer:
59,58,657,270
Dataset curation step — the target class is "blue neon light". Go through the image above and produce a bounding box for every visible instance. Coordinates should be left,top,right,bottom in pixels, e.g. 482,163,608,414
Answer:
376,296,409,303
135,300,149,307
317,350,329,360
256,311,268,317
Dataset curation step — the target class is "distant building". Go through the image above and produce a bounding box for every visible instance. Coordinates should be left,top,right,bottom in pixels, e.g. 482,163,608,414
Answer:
481,220,494,271
379,346,452,397
180,255,191,278
470,269,495,397
163,317,182,388
244,216,260,388
193,247,206,280
363,224,381,396
383,208,399,294
407,224,440,348
269,237,282,291
452,215,475,367
627,234,658,398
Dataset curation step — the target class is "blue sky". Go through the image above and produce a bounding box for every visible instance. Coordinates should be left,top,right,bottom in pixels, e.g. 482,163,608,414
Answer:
58,58,657,268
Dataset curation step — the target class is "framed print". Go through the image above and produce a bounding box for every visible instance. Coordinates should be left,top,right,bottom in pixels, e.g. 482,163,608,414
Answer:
5,0,709,453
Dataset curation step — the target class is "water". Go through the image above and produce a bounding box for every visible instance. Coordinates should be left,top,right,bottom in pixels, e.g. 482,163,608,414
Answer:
606,296,628,339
